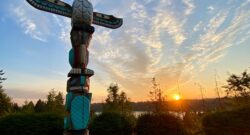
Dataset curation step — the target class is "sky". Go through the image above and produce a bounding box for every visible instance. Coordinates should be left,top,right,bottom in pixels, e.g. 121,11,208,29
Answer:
0,0,250,105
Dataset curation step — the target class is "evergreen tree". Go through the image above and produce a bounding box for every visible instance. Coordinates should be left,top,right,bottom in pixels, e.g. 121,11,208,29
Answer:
22,101,35,113
0,70,11,116
34,99,46,113
11,103,21,113
55,92,64,111
0,70,7,90
0,89,12,116
46,89,64,113
103,83,132,115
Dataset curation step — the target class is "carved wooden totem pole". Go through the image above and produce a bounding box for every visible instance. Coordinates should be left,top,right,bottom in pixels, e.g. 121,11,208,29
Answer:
26,0,122,134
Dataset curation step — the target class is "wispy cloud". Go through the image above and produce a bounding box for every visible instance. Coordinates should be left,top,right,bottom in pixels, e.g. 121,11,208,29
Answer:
5,0,250,102
207,6,215,13
12,5,47,42
10,0,57,42
52,15,71,47
189,2,250,73
87,0,191,99
193,21,203,32
91,0,241,100
10,0,73,49
183,0,195,16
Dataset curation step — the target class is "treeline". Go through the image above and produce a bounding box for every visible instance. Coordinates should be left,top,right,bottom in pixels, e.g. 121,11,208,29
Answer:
0,69,250,135
0,70,65,135
0,89,64,116
92,98,229,112
0,89,65,135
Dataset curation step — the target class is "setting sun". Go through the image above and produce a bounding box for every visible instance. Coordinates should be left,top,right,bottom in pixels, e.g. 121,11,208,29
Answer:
173,94,181,101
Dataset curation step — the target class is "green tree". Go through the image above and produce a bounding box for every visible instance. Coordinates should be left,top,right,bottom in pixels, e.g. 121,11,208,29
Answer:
103,83,132,115
0,89,12,116
149,77,168,114
0,70,11,116
46,89,64,113
0,70,7,90
223,70,250,104
22,100,35,113
11,103,21,113
34,99,46,113
55,91,64,111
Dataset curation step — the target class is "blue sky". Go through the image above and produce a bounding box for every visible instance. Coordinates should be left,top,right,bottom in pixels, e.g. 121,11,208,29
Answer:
0,0,250,104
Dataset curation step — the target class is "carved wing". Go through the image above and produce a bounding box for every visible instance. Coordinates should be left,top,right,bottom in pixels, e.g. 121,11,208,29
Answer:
26,0,72,18
26,0,123,29
93,12,123,29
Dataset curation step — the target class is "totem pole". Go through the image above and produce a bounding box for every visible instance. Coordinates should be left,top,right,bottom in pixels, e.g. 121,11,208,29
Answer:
26,0,122,134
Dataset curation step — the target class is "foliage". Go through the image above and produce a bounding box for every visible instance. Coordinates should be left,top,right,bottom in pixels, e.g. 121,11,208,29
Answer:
0,113,64,135
46,89,64,113
223,70,250,104
34,99,46,112
11,103,21,113
103,83,133,115
0,89,12,116
183,112,203,135
149,77,168,114
202,105,250,135
0,70,7,90
22,100,35,113
136,113,187,135
0,70,11,116
89,112,133,135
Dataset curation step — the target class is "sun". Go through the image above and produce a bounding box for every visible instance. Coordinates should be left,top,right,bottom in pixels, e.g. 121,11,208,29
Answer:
173,94,181,101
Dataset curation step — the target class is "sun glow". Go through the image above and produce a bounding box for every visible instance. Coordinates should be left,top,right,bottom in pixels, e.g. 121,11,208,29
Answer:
173,94,181,101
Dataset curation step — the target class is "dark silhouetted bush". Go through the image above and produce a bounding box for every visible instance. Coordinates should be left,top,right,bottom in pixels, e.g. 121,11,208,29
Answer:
89,112,134,135
203,106,250,135
0,113,63,135
136,113,187,135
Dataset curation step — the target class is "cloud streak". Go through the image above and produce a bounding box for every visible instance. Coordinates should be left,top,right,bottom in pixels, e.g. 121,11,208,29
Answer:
88,0,250,100
12,5,47,42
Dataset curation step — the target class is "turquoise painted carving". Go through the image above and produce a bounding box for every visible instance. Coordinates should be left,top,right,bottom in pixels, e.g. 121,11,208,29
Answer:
70,96,90,130
69,48,74,67
65,92,73,110
64,93,92,130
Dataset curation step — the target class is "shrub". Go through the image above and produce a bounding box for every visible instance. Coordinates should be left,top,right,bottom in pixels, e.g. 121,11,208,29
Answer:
89,112,134,135
136,113,187,135
203,106,250,135
0,113,63,135
183,112,203,135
